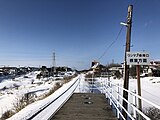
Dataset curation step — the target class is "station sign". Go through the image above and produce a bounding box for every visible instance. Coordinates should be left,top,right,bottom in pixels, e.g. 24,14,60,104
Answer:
126,52,150,65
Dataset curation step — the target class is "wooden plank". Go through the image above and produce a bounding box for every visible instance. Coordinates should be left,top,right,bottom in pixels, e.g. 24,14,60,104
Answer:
51,93,117,120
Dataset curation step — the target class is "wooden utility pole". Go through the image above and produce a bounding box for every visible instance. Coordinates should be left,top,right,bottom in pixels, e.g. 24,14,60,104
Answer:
122,5,133,118
136,65,142,111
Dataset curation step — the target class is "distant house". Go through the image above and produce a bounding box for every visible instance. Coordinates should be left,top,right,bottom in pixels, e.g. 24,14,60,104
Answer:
140,60,160,77
0,67,17,76
148,60,160,77
90,61,107,76
109,66,123,77
8,68,16,75
91,61,100,73
150,61,160,66
40,66,49,77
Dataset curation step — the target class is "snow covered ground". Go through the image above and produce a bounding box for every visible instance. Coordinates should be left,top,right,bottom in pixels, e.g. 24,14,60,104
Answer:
1,72,160,119
7,75,80,120
130,77,160,107
103,77,160,109
76,75,160,109
0,71,63,118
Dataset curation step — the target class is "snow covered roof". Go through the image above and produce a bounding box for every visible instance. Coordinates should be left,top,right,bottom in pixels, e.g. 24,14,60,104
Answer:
91,62,99,69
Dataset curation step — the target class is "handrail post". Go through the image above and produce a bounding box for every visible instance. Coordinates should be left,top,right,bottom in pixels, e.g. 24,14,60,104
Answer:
78,77,81,92
103,78,105,94
117,83,120,119
133,90,137,119
100,77,103,93
117,83,120,102
105,78,108,98
110,82,112,106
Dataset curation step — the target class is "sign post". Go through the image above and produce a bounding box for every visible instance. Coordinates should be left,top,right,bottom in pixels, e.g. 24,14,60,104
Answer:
126,52,150,111
136,64,142,111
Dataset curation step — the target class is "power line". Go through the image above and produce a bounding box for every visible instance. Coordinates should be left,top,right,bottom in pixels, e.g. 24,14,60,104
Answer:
97,0,139,62
133,0,138,7
97,26,124,60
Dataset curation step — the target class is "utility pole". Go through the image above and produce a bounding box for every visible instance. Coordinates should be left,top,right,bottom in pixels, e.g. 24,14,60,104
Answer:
122,5,133,118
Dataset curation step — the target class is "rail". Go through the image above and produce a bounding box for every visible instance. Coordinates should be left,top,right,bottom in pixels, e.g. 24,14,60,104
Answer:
20,75,160,120
27,76,80,120
100,77,160,120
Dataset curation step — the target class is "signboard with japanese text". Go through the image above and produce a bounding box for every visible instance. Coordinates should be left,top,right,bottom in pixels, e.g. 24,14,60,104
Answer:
126,52,150,65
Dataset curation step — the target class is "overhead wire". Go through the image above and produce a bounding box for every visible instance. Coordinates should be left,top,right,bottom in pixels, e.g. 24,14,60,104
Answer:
97,0,138,61
0,1,139,67
97,25,124,61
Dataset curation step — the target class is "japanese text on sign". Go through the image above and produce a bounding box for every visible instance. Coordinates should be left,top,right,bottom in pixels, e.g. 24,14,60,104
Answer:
126,52,150,65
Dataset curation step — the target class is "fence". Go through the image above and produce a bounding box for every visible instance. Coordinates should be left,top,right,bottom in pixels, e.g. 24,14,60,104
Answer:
26,74,160,120
97,77,160,120
27,76,80,120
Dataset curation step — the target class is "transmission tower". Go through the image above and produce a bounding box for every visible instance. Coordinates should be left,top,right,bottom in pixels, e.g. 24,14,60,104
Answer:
52,51,56,77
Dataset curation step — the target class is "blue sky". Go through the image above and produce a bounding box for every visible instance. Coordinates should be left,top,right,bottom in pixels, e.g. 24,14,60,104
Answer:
0,0,160,70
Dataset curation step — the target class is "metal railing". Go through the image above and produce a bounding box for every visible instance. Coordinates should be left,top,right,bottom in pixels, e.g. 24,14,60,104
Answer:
20,75,160,120
81,78,103,93
97,77,160,120
27,76,80,120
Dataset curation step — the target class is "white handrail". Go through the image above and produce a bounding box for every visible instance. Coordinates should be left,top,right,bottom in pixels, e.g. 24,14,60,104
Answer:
105,84,151,120
106,87,135,120
101,78,160,120
106,79,160,110
31,76,80,120
80,76,160,120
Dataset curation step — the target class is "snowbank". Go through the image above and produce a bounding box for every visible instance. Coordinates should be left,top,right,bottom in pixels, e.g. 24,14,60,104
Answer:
7,75,80,120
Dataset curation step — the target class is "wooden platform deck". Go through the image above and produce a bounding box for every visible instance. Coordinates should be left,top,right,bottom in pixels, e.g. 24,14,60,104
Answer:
51,93,117,120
